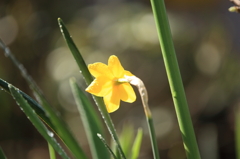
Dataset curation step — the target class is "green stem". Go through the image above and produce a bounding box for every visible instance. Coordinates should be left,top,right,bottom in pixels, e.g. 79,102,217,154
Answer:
147,117,160,159
48,142,56,159
235,105,240,159
149,0,201,158
125,76,160,159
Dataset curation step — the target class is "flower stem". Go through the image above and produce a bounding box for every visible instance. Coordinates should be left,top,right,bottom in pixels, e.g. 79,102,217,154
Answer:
235,105,240,159
149,0,201,158
125,76,160,159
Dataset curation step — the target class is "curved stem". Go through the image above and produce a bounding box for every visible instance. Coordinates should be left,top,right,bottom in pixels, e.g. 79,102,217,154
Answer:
125,76,160,159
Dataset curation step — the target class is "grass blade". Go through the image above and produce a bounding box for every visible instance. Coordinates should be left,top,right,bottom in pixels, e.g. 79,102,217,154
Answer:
36,92,88,159
58,18,126,159
48,143,56,159
0,147,7,159
0,39,49,112
119,124,134,158
149,0,201,158
131,128,143,159
0,39,88,159
70,78,109,159
8,84,70,159
151,0,201,159
0,78,55,130
235,106,240,159
58,18,93,85
0,79,87,159
97,134,118,159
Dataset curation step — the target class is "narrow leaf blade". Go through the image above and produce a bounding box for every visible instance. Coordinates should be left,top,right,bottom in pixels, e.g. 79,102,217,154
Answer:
1,79,88,159
58,18,126,159
0,147,7,159
0,38,88,159
37,93,88,159
0,78,55,131
97,134,118,159
58,18,93,85
119,125,134,158
70,78,109,159
48,143,56,159
131,128,143,159
8,84,70,159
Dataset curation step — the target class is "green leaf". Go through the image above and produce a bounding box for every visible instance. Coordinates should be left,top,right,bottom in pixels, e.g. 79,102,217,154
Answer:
34,89,88,159
118,125,143,159
70,78,109,159
58,18,126,159
97,134,117,159
235,106,240,159
0,78,55,131
48,143,56,159
0,79,88,159
0,147,7,159
150,0,200,158
0,40,55,131
131,128,143,159
8,84,70,159
119,124,134,158
0,38,88,159
58,18,93,85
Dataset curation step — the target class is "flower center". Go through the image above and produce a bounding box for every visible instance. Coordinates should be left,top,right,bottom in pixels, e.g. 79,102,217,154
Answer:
114,77,129,85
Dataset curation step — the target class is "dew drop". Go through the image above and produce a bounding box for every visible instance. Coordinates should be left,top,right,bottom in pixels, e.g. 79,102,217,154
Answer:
4,48,10,57
47,131,54,137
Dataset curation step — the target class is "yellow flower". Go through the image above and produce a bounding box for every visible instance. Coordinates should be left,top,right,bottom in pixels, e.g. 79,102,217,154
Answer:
86,55,136,113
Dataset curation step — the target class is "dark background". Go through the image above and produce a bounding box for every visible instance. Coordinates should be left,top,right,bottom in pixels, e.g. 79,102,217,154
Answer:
0,0,240,158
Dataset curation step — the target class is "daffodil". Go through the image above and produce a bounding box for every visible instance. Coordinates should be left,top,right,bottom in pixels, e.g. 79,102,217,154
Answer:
86,55,136,113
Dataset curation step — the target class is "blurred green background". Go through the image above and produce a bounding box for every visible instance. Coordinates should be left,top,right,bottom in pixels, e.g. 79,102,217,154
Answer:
0,0,240,158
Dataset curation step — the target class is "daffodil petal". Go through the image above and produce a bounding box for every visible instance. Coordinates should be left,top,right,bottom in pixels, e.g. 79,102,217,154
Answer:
124,70,134,76
103,89,120,113
108,55,125,78
86,76,112,96
118,83,136,102
88,62,113,78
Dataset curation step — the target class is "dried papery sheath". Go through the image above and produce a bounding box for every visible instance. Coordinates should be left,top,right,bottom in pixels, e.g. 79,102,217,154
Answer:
230,0,240,6
124,75,151,117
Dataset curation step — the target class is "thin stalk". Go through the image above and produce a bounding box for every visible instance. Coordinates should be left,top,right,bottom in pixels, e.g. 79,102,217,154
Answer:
48,142,56,159
149,0,201,158
97,134,118,159
147,117,159,159
235,105,240,159
124,76,160,159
